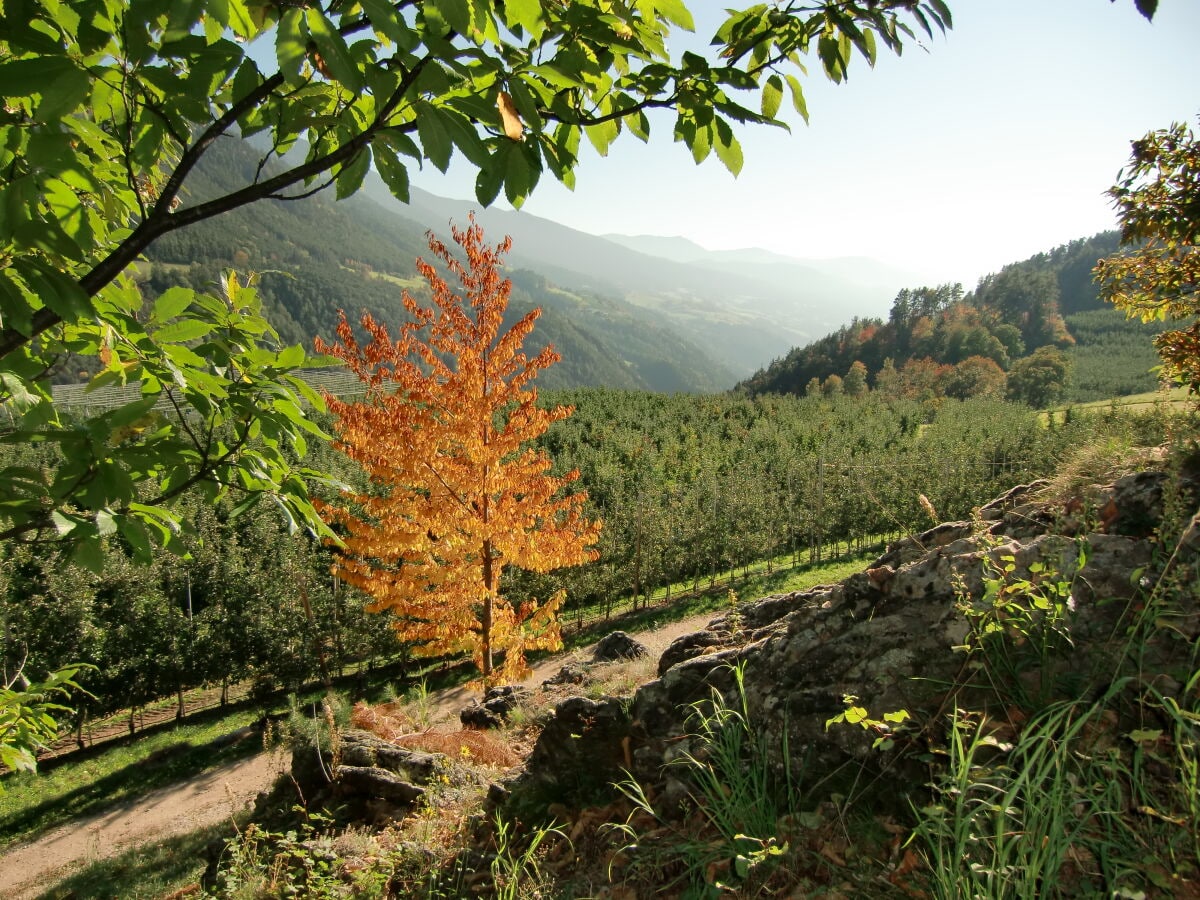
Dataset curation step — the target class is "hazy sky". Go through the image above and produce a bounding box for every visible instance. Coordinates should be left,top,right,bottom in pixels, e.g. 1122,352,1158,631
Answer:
410,0,1200,290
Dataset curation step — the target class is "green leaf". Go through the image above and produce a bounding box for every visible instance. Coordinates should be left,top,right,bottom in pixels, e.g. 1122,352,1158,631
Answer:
504,143,537,207
359,0,412,43
275,343,307,369
336,147,371,200
440,110,490,167
843,705,869,726
761,74,783,119
927,0,955,28
644,0,694,30
117,517,154,560
689,123,712,165
102,396,159,430
859,26,877,66
475,155,505,207
431,0,471,34
50,510,77,537
70,535,105,574
373,141,412,202
503,0,544,37
305,8,364,91
153,318,216,343
0,57,85,107
276,7,307,85
506,78,544,133
415,102,453,172
584,118,619,157
150,287,196,325
16,258,93,323
714,119,743,176
785,74,809,123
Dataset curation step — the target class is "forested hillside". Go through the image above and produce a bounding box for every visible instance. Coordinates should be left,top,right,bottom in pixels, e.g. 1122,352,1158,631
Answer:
739,231,1167,404
136,140,732,393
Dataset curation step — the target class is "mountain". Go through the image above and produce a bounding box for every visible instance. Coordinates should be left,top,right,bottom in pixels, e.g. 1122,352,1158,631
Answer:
602,233,920,315
140,138,733,393
357,178,908,376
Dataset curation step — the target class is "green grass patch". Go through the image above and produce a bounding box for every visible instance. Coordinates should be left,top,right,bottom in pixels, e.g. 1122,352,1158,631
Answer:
0,712,263,850
1043,386,1193,423
369,271,425,289
33,821,228,900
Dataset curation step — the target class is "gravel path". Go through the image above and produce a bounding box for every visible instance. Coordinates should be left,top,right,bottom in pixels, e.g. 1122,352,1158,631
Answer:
0,609,721,899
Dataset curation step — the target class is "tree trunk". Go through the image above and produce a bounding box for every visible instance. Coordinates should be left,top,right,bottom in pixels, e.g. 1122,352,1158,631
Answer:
481,538,495,679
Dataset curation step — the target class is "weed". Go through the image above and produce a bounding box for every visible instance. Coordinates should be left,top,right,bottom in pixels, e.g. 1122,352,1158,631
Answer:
912,694,1139,899
209,808,394,899
605,662,808,896
489,813,567,900
405,679,434,731
955,543,1081,711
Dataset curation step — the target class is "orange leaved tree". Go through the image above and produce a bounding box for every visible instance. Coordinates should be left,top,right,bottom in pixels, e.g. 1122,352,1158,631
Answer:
316,218,601,684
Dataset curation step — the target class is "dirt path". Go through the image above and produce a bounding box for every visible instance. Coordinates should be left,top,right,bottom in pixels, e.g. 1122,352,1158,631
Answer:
0,610,721,899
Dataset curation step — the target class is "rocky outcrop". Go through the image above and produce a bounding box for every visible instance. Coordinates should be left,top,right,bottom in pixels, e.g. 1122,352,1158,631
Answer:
291,729,482,819
460,685,532,729
504,465,1200,811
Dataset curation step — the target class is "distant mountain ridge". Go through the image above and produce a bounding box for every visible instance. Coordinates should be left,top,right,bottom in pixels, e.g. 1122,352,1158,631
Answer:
141,138,735,393
358,176,916,376
139,137,1148,398
601,233,920,301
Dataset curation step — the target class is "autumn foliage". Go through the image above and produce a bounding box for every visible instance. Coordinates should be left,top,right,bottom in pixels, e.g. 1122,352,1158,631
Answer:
1096,118,1200,394
316,218,601,683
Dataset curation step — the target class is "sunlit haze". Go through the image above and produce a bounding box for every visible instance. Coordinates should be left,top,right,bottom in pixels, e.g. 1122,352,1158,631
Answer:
410,0,1200,291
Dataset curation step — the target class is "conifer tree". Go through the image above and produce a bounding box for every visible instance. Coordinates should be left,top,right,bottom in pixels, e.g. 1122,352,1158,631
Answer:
317,219,601,683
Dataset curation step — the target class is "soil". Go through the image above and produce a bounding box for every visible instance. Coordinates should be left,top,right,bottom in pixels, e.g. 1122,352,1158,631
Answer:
0,610,721,899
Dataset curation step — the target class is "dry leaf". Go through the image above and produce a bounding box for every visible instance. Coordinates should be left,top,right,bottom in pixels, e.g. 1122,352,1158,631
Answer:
498,90,523,140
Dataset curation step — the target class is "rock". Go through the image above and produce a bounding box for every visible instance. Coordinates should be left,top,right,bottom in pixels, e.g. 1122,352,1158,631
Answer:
335,765,425,804
592,631,649,662
460,685,532,729
500,695,631,813
542,664,587,688
339,730,440,782
657,630,726,676
501,463,1195,817
978,479,1050,520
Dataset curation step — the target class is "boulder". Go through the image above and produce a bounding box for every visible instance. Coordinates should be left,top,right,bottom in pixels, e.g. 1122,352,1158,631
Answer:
542,663,587,688
335,765,425,805
592,631,649,662
460,684,532,729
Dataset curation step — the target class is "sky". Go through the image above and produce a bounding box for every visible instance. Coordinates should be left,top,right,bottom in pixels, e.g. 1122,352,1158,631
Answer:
409,0,1200,289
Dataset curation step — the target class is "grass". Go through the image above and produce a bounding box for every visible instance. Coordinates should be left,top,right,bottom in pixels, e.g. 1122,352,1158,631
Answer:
31,821,227,900
0,712,264,850
605,662,821,897
1043,385,1193,424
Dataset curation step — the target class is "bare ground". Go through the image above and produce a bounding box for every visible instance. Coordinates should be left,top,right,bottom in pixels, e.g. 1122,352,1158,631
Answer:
0,610,720,899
